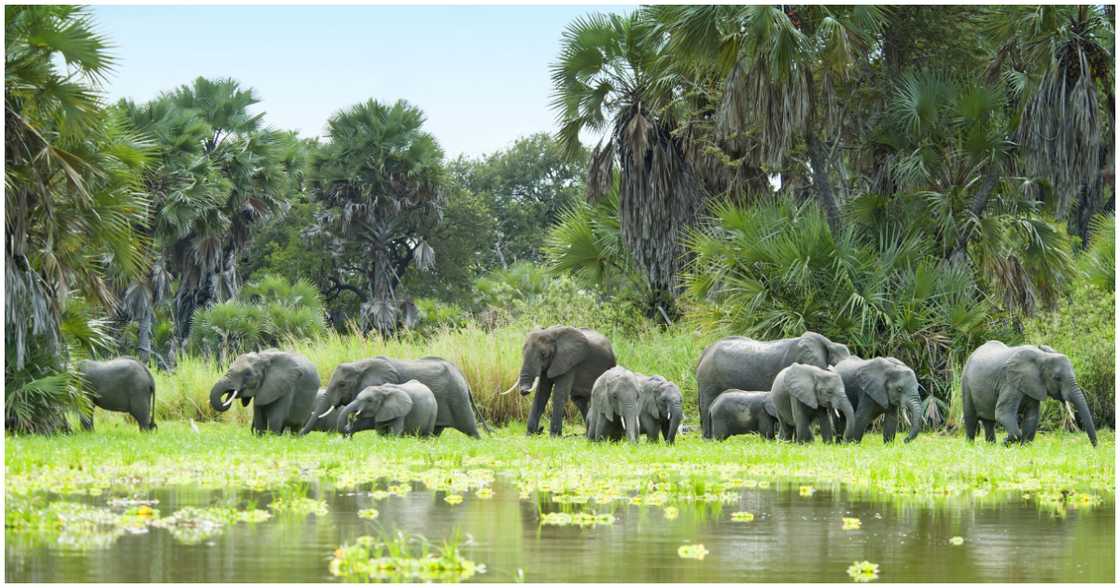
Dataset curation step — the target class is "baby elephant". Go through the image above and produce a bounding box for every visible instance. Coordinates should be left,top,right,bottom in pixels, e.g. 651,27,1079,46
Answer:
336,380,438,438
588,367,684,444
771,363,854,443
77,357,157,431
637,375,684,444
709,390,779,441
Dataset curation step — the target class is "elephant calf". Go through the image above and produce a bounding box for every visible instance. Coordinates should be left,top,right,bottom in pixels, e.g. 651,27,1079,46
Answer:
833,356,922,443
708,390,779,441
77,357,156,431
587,367,683,444
770,363,854,443
962,341,1097,446
337,380,438,438
637,375,684,444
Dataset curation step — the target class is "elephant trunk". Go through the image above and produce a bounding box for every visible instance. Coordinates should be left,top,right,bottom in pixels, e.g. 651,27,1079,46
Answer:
209,380,234,413
905,392,922,443
299,392,334,435
621,395,639,444
666,399,683,444
517,358,540,396
838,396,855,442
336,401,361,437
1066,385,1098,447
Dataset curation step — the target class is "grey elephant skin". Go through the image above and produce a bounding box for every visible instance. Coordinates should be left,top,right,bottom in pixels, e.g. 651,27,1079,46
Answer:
709,390,779,441
77,357,157,431
512,326,616,436
302,356,483,438
586,367,641,443
770,363,854,443
337,380,438,437
833,356,922,443
695,331,850,438
209,351,319,435
961,341,1097,446
637,375,684,443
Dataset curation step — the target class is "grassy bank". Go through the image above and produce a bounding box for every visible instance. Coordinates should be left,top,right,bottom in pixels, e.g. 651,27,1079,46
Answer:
151,323,707,426
6,421,1113,515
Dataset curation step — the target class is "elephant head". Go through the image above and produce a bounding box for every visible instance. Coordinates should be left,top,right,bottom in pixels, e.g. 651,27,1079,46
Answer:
210,352,282,412
511,326,589,396
640,376,683,443
593,368,641,443
300,358,395,434
851,357,922,442
787,364,855,437
336,384,412,437
798,331,851,367
1008,347,1097,446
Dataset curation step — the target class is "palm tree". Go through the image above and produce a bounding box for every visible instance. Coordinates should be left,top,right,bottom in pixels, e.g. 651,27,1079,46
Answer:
655,5,888,235
550,11,707,320
6,5,151,432
309,99,444,335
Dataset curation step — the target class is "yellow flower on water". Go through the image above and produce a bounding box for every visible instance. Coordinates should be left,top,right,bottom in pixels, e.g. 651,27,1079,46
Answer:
678,544,709,560
663,506,679,520
730,511,754,522
136,505,155,517
629,496,642,506
847,561,879,582
842,517,862,530
358,508,379,519
799,485,815,497
444,494,463,505
949,536,964,546
475,488,494,499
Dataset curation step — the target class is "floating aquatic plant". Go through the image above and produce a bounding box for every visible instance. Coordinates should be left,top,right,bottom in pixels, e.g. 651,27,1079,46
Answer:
663,506,679,520
678,543,710,560
847,561,879,582
358,509,379,520
444,494,464,505
329,531,484,582
730,511,754,522
842,517,862,530
949,536,964,546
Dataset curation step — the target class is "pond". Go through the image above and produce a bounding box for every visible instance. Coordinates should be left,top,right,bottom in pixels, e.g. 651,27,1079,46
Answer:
6,480,1113,582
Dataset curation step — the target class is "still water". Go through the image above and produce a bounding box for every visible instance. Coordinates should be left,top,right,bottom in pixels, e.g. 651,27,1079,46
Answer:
6,481,1113,583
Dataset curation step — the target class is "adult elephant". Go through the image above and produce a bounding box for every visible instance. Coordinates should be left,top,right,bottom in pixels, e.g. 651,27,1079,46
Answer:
77,357,157,431
301,356,484,438
834,356,922,443
504,326,616,437
209,351,319,435
770,363,854,443
961,341,1097,446
336,381,438,438
695,331,850,438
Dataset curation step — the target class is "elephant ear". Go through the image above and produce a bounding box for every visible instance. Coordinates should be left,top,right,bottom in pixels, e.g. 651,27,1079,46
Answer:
547,327,589,379
256,354,296,406
794,334,827,368
1006,348,1046,402
376,386,414,423
641,378,662,420
787,366,819,409
857,360,890,409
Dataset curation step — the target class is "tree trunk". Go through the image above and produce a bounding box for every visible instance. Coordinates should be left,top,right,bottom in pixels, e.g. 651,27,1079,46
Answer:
138,304,153,363
804,70,843,236
949,164,1001,263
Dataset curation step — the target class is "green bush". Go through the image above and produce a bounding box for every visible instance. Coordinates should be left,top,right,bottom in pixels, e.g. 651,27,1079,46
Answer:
1024,281,1115,429
186,274,326,360
1080,215,1114,293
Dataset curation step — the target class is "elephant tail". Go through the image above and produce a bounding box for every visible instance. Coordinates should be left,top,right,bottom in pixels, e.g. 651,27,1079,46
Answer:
147,378,157,430
467,386,492,435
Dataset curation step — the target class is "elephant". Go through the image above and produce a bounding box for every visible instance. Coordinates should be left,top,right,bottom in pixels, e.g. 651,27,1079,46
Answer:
770,363,854,443
505,326,616,437
336,380,438,438
301,356,484,438
833,356,923,443
76,357,157,431
708,390,779,441
637,375,684,444
961,341,1097,446
586,367,641,443
695,331,850,438
209,350,319,435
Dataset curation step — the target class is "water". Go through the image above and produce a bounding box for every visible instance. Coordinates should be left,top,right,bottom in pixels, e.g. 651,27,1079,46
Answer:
6,482,1113,582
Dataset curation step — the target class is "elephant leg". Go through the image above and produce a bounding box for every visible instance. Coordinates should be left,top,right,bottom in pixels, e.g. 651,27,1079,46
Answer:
962,387,979,442
698,386,716,439
882,412,898,443
252,406,267,435
777,419,793,441
660,419,671,443
791,402,813,443
548,372,575,437
761,418,775,440
1020,399,1040,444
387,418,406,437
995,393,1024,445
572,396,590,424
851,401,877,442
640,414,659,443
433,426,445,437
818,410,834,444
526,379,553,435
982,420,997,443
265,405,288,435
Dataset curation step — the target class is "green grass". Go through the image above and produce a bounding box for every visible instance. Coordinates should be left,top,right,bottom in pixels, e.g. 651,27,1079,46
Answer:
6,421,1113,515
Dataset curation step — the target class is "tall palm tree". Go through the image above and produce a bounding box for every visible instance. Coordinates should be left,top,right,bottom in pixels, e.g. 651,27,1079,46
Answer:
550,11,707,319
310,99,444,335
6,5,151,432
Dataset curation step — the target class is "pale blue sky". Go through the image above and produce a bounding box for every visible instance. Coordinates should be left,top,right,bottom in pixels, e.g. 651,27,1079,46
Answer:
91,5,627,158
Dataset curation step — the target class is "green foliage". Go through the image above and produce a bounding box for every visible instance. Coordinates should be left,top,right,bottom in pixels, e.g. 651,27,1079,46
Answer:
683,198,1011,403
186,275,325,360
1024,282,1115,429
1080,215,1115,292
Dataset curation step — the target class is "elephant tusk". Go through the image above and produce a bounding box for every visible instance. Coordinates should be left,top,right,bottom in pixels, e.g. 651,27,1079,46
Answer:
499,383,518,396
529,376,539,393
620,416,627,431
222,389,239,408
833,408,840,419
319,405,335,419
1064,401,1077,425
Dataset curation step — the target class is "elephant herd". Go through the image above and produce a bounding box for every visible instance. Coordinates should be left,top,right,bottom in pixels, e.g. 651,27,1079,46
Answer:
74,326,1097,447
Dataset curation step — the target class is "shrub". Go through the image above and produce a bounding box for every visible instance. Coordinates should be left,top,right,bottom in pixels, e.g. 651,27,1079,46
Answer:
1080,215,1114,293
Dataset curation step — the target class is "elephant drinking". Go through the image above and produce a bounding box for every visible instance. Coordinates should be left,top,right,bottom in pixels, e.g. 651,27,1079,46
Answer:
209,350,319,435
337,380,438,437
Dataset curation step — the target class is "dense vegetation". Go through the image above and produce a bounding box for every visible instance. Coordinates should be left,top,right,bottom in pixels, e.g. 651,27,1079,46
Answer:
5,5,1115,435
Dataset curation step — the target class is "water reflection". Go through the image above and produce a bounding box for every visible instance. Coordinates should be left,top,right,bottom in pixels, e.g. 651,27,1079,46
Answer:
5,482,1113,582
